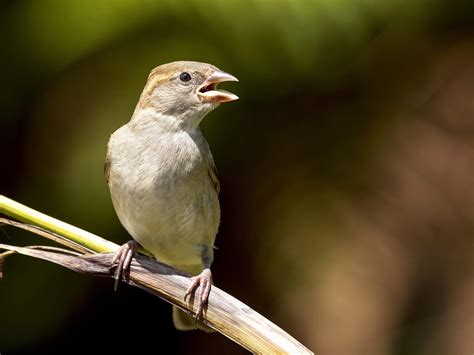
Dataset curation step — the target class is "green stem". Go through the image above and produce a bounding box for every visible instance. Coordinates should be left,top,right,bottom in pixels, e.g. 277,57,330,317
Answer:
0,195,118,253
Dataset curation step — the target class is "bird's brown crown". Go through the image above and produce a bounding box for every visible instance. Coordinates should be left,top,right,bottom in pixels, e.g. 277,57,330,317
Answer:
139,61,218,108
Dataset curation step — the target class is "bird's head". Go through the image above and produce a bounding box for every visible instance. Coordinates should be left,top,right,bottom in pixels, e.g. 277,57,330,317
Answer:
137,61,238,127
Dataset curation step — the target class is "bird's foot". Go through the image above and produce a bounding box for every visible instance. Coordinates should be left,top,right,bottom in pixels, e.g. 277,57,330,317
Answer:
111,240,138,291
184,268,213,320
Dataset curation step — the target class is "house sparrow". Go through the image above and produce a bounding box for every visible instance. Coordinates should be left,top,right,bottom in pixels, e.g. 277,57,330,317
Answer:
105,61,238,330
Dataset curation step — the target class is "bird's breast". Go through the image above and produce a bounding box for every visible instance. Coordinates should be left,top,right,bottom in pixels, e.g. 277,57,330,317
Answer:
107,126,220,268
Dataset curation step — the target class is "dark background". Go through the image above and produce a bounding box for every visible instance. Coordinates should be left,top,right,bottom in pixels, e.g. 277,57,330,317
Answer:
1,1,474,354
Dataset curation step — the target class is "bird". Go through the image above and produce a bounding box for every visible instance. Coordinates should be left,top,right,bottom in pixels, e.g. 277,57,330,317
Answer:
104,61,238,330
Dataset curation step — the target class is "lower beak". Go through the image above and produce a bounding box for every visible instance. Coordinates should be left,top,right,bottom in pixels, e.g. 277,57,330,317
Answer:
197,70,239,103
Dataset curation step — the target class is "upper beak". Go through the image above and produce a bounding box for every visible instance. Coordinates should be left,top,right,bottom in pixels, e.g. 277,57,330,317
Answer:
197,70,239,103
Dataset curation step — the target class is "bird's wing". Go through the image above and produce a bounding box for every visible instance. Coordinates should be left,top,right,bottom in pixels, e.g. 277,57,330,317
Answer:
104,153,111,184
208,163,220,195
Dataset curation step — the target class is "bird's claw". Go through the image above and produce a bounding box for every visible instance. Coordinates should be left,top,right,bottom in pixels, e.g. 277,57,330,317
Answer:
111,240,138,291
184,268,212,320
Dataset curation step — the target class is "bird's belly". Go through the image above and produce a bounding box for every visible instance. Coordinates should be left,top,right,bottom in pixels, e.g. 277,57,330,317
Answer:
110,168,220,271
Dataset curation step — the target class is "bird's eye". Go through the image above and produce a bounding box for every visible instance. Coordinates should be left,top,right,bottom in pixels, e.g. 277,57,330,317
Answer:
179,72,192,82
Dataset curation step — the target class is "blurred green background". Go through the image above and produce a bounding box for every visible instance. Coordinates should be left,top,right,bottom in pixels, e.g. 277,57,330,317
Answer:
1,0,474,354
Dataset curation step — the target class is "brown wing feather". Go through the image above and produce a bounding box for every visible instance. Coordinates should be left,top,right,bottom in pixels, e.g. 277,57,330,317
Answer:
208,163,220,195
104,153,111,184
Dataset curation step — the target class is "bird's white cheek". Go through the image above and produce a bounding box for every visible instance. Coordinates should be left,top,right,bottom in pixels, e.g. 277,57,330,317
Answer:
195,100,216,112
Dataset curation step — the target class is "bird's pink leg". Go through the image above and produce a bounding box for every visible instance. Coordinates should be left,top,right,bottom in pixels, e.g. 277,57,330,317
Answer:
184,268,213,319
111,240,139,291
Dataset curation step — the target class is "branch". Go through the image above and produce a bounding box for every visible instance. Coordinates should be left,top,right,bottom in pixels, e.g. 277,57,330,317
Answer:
0,195,313,354
0,195,118,253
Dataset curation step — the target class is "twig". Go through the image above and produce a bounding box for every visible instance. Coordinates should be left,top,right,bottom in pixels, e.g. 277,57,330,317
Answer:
0,218,93,254
0,195,117,253
0,195,314,354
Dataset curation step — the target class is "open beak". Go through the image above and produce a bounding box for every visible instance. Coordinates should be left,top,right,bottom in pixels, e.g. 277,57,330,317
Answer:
197,70,239,103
